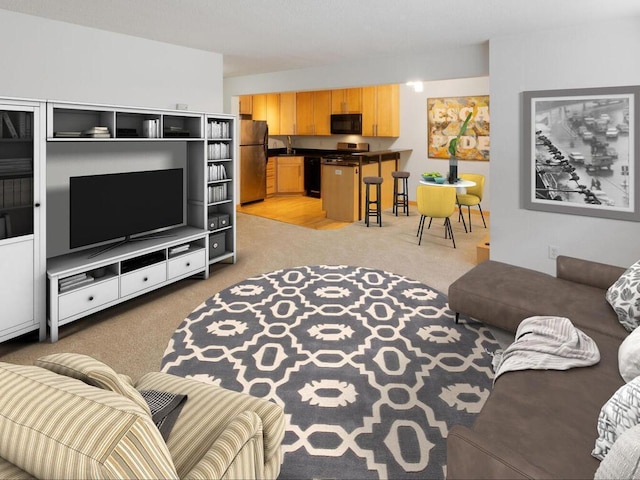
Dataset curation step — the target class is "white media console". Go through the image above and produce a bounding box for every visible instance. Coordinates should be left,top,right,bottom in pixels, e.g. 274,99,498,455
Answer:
0,98,237,343
46,226,208,343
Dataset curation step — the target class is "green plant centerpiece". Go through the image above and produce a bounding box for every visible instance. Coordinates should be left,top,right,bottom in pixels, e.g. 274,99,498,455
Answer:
447,111,473,183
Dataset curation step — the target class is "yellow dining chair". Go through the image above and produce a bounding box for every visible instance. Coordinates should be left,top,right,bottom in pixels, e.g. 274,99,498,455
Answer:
416,185,457,248
457,173,486,232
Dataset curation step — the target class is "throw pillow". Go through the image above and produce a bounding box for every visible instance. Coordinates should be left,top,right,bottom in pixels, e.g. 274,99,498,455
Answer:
0,362,178,479
35,352,151,416
619,327,640,383
595,423,640,479
606,260,640,332
593,375,640,460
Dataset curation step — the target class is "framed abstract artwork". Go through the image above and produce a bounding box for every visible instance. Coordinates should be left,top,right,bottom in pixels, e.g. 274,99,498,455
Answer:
427,96,490,161
522,86,639,221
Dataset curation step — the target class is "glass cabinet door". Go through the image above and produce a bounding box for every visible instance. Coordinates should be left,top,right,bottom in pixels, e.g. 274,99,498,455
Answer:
0,108,34,240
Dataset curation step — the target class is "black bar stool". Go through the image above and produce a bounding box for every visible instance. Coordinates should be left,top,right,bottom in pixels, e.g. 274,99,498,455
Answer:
363,176,383,227
392,171,410,216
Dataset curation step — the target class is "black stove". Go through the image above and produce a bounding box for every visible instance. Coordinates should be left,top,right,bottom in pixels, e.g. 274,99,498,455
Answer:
321,142,369,166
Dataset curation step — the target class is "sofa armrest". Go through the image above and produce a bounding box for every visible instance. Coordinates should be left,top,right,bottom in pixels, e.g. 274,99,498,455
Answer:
186,411,264,480
135,371,285,479
556,255,625,290
447,425,553,479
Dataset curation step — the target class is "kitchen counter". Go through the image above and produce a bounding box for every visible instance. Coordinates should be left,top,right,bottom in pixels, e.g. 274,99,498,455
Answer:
322,154,405,222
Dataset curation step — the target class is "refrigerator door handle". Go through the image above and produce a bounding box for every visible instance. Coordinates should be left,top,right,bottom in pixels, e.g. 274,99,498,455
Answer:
263,125,269,162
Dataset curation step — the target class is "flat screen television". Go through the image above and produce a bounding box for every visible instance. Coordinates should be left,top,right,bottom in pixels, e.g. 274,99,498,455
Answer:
70,168,184,253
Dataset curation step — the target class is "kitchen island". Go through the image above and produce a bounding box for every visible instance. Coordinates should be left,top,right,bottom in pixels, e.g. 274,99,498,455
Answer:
321,150,411,222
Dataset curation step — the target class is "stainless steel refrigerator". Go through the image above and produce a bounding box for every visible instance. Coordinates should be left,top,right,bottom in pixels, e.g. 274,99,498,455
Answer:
240,120,268,204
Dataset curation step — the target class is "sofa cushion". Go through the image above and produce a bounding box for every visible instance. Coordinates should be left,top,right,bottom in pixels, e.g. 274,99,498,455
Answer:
595,423,640,479
448,260,628,340
619,326,640,383
593,375,640,461
471,329,623,478
606,259,640,332
35,352,151,415
0,362,177,480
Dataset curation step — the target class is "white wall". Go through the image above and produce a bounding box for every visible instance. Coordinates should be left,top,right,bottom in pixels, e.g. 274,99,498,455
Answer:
394,77,490,207
490,17,640,273
0,10,223,112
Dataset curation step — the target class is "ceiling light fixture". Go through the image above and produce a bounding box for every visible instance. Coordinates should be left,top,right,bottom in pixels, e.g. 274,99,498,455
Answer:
406,81,424,93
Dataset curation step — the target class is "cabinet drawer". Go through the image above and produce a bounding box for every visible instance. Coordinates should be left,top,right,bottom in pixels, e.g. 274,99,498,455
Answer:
168,250,206,279
58,278,119,320
120,263,167,297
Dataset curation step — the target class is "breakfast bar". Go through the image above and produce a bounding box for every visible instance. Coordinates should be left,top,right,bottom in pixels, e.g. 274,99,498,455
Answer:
321,149,410,222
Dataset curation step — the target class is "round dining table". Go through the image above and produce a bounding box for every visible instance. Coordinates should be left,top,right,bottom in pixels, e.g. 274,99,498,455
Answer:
418,178,476,191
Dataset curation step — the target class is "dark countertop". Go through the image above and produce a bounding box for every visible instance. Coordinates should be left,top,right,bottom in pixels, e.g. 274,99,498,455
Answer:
353,149,413,158
268,148,336,158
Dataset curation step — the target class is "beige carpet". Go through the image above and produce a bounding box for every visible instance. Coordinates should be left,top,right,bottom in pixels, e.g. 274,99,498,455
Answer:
0,207,491,382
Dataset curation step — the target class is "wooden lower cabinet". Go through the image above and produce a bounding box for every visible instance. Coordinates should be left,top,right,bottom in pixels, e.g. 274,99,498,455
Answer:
266,157,276,196
275,156,304,194
322,165,360,222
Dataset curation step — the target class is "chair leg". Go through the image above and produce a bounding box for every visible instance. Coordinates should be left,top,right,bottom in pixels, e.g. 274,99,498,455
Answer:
457,199,468,233
418,217,425,245
445,218,456,248
467,206,472,232
416,215,425,237
478,204,487,228
455,312,460,324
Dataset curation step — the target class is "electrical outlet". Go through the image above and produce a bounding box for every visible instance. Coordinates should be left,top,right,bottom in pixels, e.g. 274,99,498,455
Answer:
548,245,560,260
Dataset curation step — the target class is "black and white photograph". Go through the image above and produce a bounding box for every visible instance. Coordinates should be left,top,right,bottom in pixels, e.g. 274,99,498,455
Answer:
522,86,640,221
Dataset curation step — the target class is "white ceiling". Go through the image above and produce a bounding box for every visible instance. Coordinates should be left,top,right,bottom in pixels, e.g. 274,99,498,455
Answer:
1,0,639,78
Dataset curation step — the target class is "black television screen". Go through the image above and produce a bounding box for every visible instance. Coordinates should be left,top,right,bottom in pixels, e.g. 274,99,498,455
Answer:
70,168,184,249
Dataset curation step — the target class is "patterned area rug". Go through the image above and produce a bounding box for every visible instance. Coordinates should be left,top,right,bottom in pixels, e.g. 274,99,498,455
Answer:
161,265,500,479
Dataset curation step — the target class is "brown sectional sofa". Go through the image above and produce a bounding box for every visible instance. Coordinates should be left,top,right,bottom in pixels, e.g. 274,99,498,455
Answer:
446,255,628,479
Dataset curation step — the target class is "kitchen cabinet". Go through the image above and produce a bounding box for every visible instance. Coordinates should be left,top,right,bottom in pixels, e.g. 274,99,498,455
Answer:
362,84,400,137
331,88,363,114
266,157,276,196
252,94,280,135
239,95,252,115
275,156,304,193
279,92,296,135
296,90,331,136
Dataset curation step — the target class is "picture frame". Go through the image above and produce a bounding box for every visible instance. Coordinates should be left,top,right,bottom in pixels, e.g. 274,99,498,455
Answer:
427,96,490,161
522,86,639,221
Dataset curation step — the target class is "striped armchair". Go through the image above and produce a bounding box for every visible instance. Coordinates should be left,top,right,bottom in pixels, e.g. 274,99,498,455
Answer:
0,354,285,479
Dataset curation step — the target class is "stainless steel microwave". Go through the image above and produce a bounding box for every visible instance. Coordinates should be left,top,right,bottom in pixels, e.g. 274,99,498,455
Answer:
330,114,362,135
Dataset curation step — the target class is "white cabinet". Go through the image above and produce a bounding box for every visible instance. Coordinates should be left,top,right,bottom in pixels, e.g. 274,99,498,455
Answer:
43,102,237,342
0,99,46,342
47,227,208,342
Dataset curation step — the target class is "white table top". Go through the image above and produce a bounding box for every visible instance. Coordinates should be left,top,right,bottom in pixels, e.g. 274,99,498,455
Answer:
419,179,476,188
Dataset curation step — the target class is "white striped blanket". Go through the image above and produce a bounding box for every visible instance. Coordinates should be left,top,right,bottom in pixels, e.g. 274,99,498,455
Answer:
493,316,600,382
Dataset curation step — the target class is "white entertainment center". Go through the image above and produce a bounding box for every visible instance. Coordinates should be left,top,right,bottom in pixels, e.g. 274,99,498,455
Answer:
0,98,237,343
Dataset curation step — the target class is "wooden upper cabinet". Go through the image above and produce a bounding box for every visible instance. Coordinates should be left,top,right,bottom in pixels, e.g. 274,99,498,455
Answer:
279,92,296,135
362,84,399,137
252,94,280,134
331,88,363,114
252,94,267,120
296,91,314,135
313,90,331,136
296,90,331,136
239,95,252,115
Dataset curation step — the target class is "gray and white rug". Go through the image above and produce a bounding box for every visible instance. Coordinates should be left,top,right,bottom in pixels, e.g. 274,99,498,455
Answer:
161,265,499,479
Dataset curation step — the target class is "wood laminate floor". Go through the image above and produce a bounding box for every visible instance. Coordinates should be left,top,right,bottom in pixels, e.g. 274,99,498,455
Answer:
237,195,352,230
